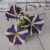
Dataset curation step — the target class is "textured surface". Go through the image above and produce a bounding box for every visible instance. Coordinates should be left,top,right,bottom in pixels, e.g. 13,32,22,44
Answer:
0,0,50,50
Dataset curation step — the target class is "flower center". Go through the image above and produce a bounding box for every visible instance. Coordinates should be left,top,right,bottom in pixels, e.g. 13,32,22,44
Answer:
16,19,25,26
15,32,19,37
30,21,34,26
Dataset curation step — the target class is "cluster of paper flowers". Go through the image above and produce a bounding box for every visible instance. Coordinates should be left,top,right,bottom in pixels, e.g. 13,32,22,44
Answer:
5,5,44,45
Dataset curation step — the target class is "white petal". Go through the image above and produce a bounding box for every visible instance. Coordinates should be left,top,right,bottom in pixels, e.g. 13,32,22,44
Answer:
13,36,17,45
32,15,37,22
34,25,41,34
21,25,29,28
24,16,31,23
18,36,25,44
5,32,14,35
18,29,28,34
13,4,16,14
6,12,15,17
13,4,19,17
34,20,44,24
14,24,18,32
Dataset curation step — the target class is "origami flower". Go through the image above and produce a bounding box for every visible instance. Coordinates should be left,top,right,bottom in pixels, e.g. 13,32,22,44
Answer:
5,24,29,45
5,4,44,46
5,5,23,21
21,15,44,36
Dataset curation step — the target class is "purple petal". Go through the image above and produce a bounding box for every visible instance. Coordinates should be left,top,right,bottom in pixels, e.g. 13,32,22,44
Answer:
34,17,44,23
14,37,22,45
7,25,16,33
28,16,34,21
35,19,44,22
34,24,44,30
7,5,22,14
5,5,22,21
15,5,22,14
32,26,38,33
5,13,16,21
6,35,22,45
8,5,14,14
19,33,28,39
6,35,14,43
14,34,27,45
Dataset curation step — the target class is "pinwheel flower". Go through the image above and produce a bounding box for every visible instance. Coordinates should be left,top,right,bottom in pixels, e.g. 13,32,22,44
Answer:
5,4,44,45
5,5,23,21
21,15,44,36
5,5,29,45
5,24,29,45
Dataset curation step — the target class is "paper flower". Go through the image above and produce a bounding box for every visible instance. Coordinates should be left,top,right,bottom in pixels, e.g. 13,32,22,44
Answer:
5,4,44,45
5,24,29,45
21,15,44,36
5,5,23,21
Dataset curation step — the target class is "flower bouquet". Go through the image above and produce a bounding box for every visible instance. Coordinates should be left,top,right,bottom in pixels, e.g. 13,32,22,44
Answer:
5,4,44,45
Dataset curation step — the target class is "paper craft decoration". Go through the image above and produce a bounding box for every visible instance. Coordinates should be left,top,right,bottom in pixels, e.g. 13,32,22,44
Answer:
5,4,44,45
21,15,44,35
5,5,22,21
5,24,28,45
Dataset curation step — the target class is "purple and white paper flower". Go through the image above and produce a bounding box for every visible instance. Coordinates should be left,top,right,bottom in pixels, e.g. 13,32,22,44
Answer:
5,4,44,45
21,15,44,35
5,24,28,45
5,5,23,21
